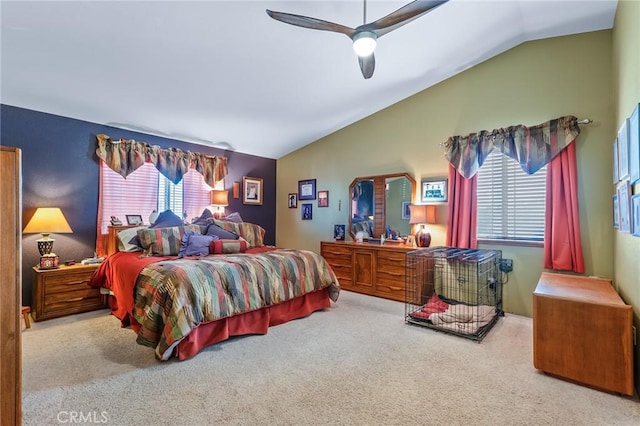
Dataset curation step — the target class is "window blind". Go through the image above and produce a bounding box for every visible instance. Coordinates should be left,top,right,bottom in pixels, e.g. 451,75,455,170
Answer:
476,150,547,241
100,162,211,233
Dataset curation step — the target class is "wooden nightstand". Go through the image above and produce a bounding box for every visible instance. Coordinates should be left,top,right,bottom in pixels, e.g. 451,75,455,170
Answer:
32,263,108,321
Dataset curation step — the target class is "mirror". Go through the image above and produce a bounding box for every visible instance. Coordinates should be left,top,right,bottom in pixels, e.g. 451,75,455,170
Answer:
349,173,416,240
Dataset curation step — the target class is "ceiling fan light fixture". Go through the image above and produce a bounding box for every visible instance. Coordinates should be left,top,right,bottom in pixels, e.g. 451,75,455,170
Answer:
352,31,377,57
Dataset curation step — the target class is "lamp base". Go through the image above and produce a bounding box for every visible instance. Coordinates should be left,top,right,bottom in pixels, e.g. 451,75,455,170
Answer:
415,229,432,248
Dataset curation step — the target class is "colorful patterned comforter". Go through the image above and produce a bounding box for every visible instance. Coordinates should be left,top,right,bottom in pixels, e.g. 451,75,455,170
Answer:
92,249,339,360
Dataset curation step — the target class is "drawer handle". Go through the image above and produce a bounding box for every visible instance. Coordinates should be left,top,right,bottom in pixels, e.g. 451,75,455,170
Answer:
66,297,86,302
325,251,348,255
390,286,402,291
66,280,90,286
382,271,403,277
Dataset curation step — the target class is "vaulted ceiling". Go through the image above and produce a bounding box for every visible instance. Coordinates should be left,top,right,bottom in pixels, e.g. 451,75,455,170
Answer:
1,1,617,158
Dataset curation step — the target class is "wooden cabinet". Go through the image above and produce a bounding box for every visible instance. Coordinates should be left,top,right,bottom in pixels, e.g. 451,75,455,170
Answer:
32,264,107,321
0,146,22,425
321,241,414,302
533,272,634,395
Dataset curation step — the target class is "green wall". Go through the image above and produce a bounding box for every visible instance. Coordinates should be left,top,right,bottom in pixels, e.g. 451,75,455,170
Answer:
276,30,615,318
613,0,640,389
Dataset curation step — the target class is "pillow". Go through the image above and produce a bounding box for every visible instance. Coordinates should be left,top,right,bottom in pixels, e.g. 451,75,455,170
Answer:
179,231,217,257
117,226,146,252
220,212,243,223
137,226,185,256
150,210,183,228
205,223,239,240
209,238,249,254
191,208,213,226
213,219,265,248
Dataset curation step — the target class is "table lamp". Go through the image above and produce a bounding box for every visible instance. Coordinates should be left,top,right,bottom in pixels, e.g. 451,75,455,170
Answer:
23,207,73,268
409,204,437,247
210,189,229,217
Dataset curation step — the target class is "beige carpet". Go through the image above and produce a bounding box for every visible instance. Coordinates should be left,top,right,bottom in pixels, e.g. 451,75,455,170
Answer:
22,291,640,425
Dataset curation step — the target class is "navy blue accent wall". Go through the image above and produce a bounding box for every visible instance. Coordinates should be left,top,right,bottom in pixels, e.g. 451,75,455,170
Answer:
1,105,277,305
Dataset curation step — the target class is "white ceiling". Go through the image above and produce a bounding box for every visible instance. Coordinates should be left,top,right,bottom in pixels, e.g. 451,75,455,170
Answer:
1,0,617,159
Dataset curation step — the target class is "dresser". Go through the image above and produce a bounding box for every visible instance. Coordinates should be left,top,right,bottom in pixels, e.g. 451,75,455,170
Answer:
0,146,22,425
321,241,415,302
533,272,634,395
32,263,107,321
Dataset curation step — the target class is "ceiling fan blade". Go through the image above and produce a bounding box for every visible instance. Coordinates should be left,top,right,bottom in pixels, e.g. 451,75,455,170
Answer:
361,0,448,37
358,54,375,79
266,9,355,36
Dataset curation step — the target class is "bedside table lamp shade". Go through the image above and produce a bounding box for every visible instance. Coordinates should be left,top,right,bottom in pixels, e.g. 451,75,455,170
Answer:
210,190,229,215
23,207,73,256
409,204,437,247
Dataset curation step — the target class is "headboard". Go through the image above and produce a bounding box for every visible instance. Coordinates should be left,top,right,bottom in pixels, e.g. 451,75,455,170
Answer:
106,225,138,256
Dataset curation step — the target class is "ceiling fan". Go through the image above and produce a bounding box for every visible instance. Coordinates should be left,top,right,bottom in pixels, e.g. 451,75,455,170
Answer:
266,0,448,79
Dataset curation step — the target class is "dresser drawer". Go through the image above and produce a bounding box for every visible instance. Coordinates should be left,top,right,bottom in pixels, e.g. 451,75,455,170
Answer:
41,270,96,294
44,287,105,314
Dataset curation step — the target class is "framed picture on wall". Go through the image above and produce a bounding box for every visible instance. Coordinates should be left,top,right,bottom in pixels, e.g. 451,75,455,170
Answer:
617,180,631,233
288,193,298,208
401,201,411,220
318,190,329,207
632,194,640,237
298,179,316,200
629,103,639,185
421,178,447,203
613,138,619,183
618,119,630,180
242,176,263,205
613,194,619,228
302,203,312,220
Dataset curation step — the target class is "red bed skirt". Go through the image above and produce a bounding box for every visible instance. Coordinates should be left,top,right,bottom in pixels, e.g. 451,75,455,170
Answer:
173,288,331,360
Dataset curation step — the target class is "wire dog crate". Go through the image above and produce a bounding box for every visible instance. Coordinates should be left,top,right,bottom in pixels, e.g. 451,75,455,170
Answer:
405,247,503,341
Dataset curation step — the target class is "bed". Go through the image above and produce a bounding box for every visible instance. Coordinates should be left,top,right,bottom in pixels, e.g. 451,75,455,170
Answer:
89,220,340,361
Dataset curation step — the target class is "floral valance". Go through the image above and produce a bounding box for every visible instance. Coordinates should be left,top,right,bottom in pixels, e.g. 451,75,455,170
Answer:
96,134,228,187
443,116,581,179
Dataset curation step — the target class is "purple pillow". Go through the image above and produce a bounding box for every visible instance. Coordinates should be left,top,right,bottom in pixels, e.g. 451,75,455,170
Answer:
179,231,217,256
150,210,183,228
192,208,213,226
205,223,239,240
220,212,243,223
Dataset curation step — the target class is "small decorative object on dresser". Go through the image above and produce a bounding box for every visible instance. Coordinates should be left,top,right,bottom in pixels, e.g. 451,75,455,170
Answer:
409,204,437,247
333,224,345,240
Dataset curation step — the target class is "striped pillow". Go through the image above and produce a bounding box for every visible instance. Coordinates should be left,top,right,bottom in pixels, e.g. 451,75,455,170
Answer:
137,225,202,256
209,238,249,254
213,220,265,248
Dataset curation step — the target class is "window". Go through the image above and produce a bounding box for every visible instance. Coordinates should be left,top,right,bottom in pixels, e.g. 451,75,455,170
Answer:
476,150,547,242
99,162,211,233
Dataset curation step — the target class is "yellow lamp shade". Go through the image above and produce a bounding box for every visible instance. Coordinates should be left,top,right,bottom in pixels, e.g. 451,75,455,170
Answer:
23,207,73,256
210,190,229,206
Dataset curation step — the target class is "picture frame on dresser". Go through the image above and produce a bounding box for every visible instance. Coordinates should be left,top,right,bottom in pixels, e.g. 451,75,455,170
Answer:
629,103,639,184
617,180,631,233
125,214,143,225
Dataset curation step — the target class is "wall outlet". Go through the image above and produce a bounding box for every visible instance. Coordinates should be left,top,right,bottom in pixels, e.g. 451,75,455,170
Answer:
500,258,513,273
